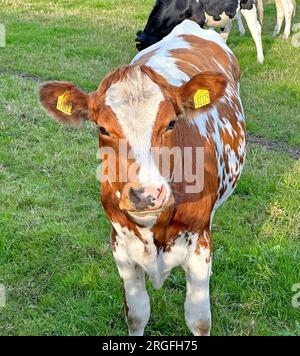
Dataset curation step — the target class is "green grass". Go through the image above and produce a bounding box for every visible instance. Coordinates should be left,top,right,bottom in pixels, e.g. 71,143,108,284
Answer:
0,0,300,336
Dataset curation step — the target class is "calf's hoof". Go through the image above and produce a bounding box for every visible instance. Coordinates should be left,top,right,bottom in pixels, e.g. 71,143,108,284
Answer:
257,55,264,64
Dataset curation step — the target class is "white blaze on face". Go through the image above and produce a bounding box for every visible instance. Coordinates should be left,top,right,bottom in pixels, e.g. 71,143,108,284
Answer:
105,66,166,187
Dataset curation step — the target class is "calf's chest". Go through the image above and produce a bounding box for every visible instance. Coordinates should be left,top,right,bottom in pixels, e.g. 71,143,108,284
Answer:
111,222,206,289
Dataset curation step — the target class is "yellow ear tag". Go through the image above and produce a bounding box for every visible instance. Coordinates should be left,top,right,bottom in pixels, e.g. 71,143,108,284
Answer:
57,91,72,116
194,89,211,109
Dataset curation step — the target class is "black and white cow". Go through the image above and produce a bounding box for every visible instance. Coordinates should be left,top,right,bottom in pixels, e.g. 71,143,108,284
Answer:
136,0,264,63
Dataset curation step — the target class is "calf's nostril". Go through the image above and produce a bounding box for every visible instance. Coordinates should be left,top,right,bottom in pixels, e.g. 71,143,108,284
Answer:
128,188,157,210
127,186,167,211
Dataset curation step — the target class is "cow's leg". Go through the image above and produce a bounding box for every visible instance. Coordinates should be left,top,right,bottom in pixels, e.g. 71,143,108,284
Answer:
236,11,246,36
183,238,212,336
282,0,295,39
220,22,232,41
273,0,285,37
114,246,150,336
241,7,264,64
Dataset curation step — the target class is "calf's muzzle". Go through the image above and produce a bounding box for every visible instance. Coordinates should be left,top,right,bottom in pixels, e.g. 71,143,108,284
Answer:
135,30,149,51
119,182,173,215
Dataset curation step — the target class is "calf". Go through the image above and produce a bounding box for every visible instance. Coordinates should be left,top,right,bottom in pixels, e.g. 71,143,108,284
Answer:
136,0,264,63
39,20,246,336
273,0,297,39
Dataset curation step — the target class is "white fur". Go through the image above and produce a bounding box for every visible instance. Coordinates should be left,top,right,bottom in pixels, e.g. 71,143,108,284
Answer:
241,5,264,64
138,36,191,87
236,11,246,36
112,224,150,336
113,221,213,336
273,0,296,39
105,66,168,188
132,20,234,87
184,245,212,336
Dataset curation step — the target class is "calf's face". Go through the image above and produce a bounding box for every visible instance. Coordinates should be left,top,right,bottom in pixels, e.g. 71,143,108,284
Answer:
39,66,226,226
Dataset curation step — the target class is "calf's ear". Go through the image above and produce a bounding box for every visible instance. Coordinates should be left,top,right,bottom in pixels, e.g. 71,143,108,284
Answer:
39,81,91,127
177,72,227,114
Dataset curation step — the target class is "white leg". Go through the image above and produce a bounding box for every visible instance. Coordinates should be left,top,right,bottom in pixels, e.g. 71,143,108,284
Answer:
273,0,285,37
236,11,246,36
183,238,212,336
114,244,150,336
282,0,295,39
241,6,264,64
220,22,232,42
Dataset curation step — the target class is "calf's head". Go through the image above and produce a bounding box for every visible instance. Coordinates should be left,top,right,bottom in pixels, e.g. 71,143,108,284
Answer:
39,65,226,226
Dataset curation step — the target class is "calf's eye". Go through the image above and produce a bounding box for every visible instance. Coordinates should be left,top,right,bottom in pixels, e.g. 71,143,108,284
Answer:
98,126,110,136
166,120,177,131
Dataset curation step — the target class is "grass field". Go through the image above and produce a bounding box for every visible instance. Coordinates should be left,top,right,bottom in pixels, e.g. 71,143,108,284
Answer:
0,0,300,336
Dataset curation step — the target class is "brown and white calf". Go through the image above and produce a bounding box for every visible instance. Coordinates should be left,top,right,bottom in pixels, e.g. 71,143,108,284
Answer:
39,20,246,336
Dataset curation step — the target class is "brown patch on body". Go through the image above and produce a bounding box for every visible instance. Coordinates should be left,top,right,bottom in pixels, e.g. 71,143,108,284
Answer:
174,35,240,82
195,231,212,263
151,114,219,249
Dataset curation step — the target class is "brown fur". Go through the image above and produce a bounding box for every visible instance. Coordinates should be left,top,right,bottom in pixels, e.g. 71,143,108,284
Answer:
39,81,90,127
39,34,244,256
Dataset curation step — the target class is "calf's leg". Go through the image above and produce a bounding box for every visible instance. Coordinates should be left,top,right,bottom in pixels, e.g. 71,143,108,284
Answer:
220,22,232,42
183,240,212,336
236,11,246,36
273,0,285,37
241,6,264,64
113,247,150,336
282,0,295,39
